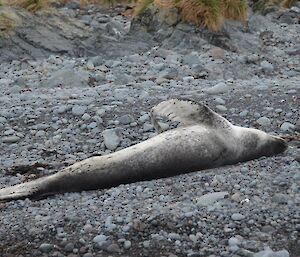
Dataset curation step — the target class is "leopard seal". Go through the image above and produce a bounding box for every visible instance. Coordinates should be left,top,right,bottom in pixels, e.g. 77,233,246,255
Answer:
0,99,288,201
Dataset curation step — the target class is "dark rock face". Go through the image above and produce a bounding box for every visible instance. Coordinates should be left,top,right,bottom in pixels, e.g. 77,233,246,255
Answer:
0,7,154,63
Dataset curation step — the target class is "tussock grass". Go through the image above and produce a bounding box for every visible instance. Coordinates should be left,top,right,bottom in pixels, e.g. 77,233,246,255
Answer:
178,0,224,31
253,0,296,11
281,0,296,7
134,0,248,31
0,9,21,37
2,0,294,32
0,15,14,37
1,0,50,12
222,0,247,23
133,0,153,16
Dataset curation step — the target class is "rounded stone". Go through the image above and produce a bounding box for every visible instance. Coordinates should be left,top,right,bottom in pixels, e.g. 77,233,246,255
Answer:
216,105,227,112
39,243,54,253
124,240,131,249
82,113,91,121
280,122,295,132
119,114,134,125
72,105,87,116
260,60,274,72
1,136,20,143
256,116,271,127
102,129,121,150
92,234,107,243
231,213,245,221
228,237,240,246
64,242,75,252
106,243,121,253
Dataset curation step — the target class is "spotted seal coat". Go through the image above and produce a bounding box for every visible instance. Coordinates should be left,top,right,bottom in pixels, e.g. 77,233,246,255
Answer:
0,99,287,201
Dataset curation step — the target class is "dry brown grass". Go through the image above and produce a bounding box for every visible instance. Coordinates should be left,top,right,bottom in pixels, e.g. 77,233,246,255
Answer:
178,0,224,32
133,0,153,15
0,15,14,37
0,0,134,10
133,0,248,31
0,8,22,37
154,0,175,8
222,0,247,23
281,0,296,7
1,0,50,12
253,0,296,11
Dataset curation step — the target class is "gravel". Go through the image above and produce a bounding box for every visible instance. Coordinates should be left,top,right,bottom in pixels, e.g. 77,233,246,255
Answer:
0,3,299,257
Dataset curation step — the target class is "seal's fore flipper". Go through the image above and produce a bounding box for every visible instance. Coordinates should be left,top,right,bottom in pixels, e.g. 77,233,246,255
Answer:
150,99,231,133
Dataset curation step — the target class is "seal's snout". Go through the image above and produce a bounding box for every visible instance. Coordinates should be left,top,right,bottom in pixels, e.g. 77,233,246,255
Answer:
271,136,288,154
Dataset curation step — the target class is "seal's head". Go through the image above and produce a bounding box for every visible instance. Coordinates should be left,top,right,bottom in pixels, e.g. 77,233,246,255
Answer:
264,134,288,156
238,128,288,162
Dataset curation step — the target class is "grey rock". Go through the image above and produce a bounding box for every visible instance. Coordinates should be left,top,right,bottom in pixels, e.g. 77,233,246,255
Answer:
35,130,46,137
157,122,169,131
83,253,94,257
124,240,131,249
64,242,75,252
1,136,20,143
228,237,241,247
141,80,155,87
216,105,227,112
196,192,228,206
151,62,165,71
182,51,200,67
93,234,107,244
90,56,104,67
4,129,15,135
239,110,248,117
280,122,295,132
102,129,121,150
106,243,121,253
182,76,194,83
96,109,106,117
272,193,289,204
260,61,274,73
205,82,229,95
46,67,89,88
119,114,134,125
72,105,87,116
82,113,91,121
214,97,226,105
231,213,245,221
87,122,97,129
39,243,54,253
253,247,289,257
168,233,181,240
138,114,149,123
256,117,271,127
0,117,7,123
143,240,150,248
296,119,300,133
159,68,178,79
143,123,154,132
57,105,69,114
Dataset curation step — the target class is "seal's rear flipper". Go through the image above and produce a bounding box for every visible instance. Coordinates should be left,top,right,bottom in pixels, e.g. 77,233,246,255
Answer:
0,178,47,201
150,99,232,133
